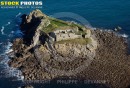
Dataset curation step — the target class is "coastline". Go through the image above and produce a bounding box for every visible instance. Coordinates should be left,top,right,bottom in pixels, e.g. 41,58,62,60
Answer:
7,10,130,88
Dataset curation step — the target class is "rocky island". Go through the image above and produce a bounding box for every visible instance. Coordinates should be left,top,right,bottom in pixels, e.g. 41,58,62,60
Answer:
8,10,130,88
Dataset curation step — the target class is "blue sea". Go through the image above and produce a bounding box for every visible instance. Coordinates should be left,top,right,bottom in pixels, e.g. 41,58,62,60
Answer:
0,0,130,88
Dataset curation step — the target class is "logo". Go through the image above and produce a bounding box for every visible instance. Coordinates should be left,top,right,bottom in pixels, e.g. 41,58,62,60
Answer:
0,1,43,9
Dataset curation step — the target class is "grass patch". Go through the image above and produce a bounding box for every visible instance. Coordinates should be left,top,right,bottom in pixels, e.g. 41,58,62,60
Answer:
42,18,70,33
50,17,85,29
71,23,84,29
56,38,92,45
42,24,56,33
51,19,69,27
42,17,87,34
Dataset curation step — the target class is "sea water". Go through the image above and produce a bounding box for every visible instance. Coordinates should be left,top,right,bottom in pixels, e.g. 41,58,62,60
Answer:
0,0,130,87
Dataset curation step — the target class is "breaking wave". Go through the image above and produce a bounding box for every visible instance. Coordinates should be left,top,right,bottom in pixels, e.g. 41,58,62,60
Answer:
0,42,24,81
0,21,11,35
0,13,24,81
121,34,128,38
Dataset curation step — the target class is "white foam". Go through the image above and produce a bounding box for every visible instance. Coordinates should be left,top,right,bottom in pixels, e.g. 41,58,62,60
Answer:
0,55,10,66
121,34,128,38
5,22,11,26
0,41,24,81
3,42,12,55
93,28,128,38
5,42,12,51
8,22,11,24
16,12,21,17
1,26,5,35
0,66,24,80
7,67,24,80
5,49,13,54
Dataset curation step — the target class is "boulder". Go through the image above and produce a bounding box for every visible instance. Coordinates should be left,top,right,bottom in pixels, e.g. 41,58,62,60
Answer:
87,37,97,51
26,9,47,23
85,29,91,38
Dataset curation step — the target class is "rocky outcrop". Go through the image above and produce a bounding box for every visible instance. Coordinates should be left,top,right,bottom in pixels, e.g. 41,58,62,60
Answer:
20,9,50,45
9,9,97,80
55,43,93,58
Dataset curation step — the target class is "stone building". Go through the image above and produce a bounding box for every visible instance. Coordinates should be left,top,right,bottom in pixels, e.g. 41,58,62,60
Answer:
49,27,91,42
49,28,82,42
55,33,82,41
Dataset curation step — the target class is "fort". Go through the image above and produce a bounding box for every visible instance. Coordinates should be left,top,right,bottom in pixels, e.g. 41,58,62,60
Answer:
53,28,81,41
49,27,91,42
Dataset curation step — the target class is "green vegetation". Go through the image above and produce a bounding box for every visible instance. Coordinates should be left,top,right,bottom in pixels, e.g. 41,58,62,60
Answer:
42,18,70,33
56,38,92,45
71,23,84,29
42,17,86,34
43,24,56,33
51,19,68,27
49,17,69,25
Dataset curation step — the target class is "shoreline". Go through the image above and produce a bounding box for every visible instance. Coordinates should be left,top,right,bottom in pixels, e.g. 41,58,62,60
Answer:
7,10,130,88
